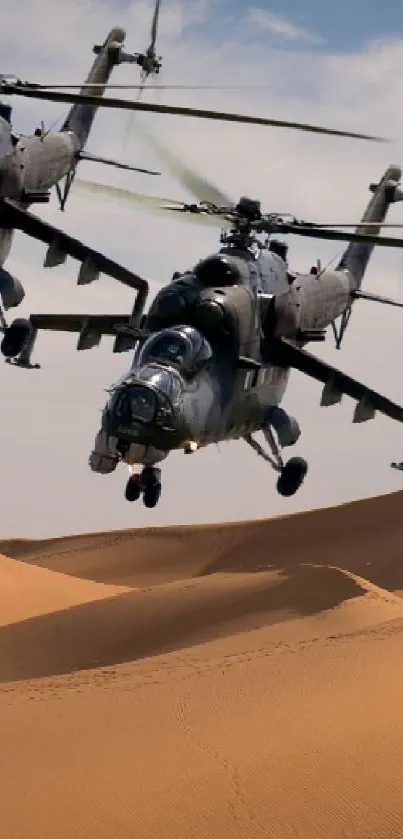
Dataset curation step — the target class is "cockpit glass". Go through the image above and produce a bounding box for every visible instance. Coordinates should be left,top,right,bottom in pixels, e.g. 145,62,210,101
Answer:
136,364,183,404
137,327,212,378
114,385,156,424
140,332,188,367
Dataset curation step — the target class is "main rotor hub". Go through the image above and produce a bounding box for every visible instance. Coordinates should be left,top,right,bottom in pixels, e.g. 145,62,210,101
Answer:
235,197,262,222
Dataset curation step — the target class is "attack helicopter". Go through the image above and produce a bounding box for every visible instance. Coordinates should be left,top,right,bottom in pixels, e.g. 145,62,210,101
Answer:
5,158,403,508
0,45,388,353
0,26,163,326
0,33,385,332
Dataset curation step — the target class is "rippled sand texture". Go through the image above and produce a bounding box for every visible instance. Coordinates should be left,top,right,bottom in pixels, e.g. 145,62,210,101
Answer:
2,490,403,838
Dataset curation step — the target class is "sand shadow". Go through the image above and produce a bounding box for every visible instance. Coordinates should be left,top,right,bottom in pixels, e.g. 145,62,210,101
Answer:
0,564,365,683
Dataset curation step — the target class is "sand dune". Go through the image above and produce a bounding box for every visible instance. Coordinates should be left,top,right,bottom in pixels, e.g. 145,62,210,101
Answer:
2,487,403,590
0,552,131,627
2,490,403,837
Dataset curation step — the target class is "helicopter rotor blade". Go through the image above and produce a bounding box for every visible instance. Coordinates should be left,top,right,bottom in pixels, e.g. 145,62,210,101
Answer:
273,220,403,249
72,178,230,227
149,0,161,52
73,179,183,210
130,115,233,206
78,150,160,175
291,220,403,229
72,181,403,244
1,82,388,142
5,82,293,91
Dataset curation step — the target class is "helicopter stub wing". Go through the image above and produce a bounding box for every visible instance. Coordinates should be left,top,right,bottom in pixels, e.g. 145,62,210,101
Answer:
265,337,403,425
0,198,149,319
30,312,131,335
0,311,148,363
29,313,147,352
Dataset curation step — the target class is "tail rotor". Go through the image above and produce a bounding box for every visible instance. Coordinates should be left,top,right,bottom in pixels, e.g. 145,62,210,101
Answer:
122,0,163,154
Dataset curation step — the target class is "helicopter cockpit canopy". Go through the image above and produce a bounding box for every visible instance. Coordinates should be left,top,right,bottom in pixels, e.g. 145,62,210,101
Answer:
136,325,213,378
193,254,246,288
108,360,184,431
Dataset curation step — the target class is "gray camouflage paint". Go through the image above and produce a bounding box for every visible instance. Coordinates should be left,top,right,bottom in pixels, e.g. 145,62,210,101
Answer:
91,164,403,476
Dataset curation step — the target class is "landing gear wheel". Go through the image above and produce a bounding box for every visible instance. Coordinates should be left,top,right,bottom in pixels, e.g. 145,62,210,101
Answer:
136,466,162,508
276,456,308,497
143,483,161,508
141,466,160,488
1,318,32,358
125,474,141,502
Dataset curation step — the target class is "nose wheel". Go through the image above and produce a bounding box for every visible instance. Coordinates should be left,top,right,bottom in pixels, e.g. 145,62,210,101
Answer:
125,466,162,508
125,474,142,502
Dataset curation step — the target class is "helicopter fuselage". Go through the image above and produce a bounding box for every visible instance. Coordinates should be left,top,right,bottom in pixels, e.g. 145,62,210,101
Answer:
0,25,132,288
0,127,79,265
91,245,355,473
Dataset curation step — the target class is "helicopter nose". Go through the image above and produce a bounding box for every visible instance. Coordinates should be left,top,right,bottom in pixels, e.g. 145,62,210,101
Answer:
107,381,186,449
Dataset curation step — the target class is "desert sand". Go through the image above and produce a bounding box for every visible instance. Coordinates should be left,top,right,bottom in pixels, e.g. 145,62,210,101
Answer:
2,491,403,837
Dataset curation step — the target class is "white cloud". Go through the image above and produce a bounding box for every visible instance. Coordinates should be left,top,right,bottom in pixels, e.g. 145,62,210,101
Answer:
1,0,403,537
247,7,324,45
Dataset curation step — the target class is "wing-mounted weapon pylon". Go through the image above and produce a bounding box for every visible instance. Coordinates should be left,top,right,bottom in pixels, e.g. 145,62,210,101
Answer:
0,196,150,367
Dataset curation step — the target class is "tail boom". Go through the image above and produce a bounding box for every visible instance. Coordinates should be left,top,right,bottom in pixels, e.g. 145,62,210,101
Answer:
61,27,126,149
338,165,403,289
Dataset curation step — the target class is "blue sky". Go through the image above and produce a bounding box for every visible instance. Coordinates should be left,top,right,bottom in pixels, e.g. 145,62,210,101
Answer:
233,0,403,53
132,0,403,56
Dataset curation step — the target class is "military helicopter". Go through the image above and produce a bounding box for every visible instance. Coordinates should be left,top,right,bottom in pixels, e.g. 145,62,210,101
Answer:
5,155,403,508
0,35,384,323
0,49,387,342
0,26,165,329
